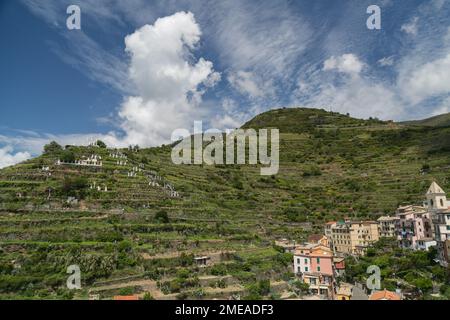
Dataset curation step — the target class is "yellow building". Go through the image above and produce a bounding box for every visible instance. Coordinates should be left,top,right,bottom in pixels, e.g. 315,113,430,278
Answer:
336,283,353,300
327,221,379,255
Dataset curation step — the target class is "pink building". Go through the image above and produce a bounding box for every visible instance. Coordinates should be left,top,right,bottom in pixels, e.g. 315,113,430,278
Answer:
294,244,335,298
395,205,434,250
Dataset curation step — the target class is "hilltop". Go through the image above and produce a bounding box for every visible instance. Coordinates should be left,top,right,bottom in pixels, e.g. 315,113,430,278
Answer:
401,112,450,128
1,107,450,299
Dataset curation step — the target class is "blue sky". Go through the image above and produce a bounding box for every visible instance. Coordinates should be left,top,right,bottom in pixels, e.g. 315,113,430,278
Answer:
1,0,450,167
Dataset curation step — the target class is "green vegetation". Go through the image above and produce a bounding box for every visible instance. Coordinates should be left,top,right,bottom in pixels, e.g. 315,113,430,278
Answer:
345,238,450,299
1,107,450,299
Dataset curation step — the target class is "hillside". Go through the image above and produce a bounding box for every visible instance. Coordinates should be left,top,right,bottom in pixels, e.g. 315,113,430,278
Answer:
1,107,450,299
401,112,450,128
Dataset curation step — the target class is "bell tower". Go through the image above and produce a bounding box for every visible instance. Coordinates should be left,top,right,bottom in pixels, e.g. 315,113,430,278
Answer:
426,181,448,210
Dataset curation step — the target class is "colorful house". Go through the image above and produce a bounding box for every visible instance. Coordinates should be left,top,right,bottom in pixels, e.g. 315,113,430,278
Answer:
294,244,335,298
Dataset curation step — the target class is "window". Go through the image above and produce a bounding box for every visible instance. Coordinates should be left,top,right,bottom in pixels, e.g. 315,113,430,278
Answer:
305,267,308,272
305,258,308,264
441,199,444,207
297,267,300,273
317,258,320,263
297,258,300,264
317,266,321,272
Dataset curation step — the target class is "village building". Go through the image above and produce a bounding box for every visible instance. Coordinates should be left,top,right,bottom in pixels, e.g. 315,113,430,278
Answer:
395,205,433,250
275,239,297,253
326,221,379,255
336,283,353,300
307,234,329,247
333,257,346,278
426,182,450,266
377,216,399,238
293,244,335,299
416,238,437,251
194,256,211,267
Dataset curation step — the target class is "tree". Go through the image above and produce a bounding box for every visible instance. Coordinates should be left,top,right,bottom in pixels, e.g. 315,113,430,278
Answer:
96,140,107,148
155,210,169,223
62,176,88,198
60,150,75,163
43,141,62,154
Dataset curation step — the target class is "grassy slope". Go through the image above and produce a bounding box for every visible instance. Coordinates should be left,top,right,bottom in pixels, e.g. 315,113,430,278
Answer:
1,107,450,299
401,112,450,128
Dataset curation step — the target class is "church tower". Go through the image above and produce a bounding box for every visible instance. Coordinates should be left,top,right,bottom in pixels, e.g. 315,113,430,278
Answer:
426,181,448,210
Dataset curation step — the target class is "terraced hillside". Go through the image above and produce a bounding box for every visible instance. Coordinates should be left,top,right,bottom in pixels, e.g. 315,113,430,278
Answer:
1,107,450,299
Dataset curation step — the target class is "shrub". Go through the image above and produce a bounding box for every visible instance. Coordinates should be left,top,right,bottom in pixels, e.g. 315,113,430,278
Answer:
96,140,107,148
143,292,154,300
43,141,62,154
60,150,75,163
155,211,170,223
61,176,88,198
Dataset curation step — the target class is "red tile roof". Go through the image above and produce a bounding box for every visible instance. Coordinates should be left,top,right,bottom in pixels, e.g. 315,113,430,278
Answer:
369,289,401,301
113,295,139,301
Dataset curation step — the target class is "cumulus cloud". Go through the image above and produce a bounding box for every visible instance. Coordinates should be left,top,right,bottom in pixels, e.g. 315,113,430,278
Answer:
307,77,402,120
323,54,364,74
295,53,403,120
117,11,221,146
400,53,450,104
0,146,31,169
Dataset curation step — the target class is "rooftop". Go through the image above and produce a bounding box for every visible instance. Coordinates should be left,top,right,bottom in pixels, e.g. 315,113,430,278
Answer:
428,181,445,194
113,295,140,301
369,289,401,301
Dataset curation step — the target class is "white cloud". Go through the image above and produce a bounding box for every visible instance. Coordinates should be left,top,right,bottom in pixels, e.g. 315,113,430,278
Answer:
401,17,419,35
378,56,395,67
117,11,220,146
295,53,403,120
401,53,450,104
431,96,450,116
323,54,364,74
303,77,402,120
209,98,251,130
227,71,267,99
0,146,31,169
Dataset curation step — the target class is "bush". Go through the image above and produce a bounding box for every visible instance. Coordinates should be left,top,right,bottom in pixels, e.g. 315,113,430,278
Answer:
96,140,107,148
60,150,75,163
143,292,154,300
119,287,134,295
61,176,88,198
43,141,62,154
155,211,169,223
302,165,321,177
